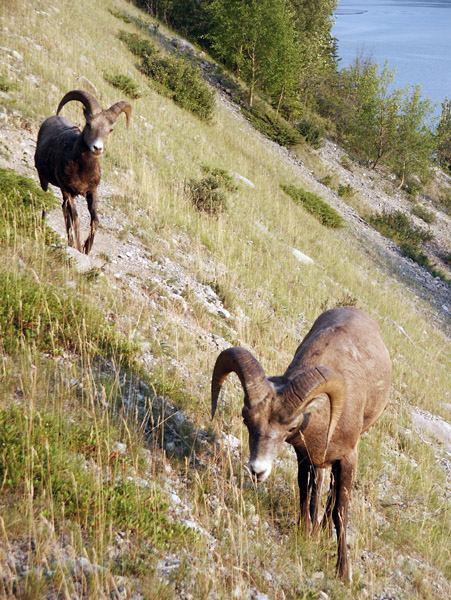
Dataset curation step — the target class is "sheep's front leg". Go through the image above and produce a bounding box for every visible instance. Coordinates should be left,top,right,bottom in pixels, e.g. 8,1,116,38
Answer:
83,191,99,254
332,449,357,583
62,192,81,252
310,467,324,538
295,450,315,537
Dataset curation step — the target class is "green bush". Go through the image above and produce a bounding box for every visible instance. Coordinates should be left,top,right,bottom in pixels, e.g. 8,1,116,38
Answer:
338,183,355,199
188,175,228,215
295,115,325,148
104,70,141,99
119,30,157,59
411,204,435,224
243,104,303,147
119,31,214,121
369,209,433,248
202,165,238,192
282,184,344,228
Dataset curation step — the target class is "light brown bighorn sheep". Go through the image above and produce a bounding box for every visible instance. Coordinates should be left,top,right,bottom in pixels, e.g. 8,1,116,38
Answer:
34,90,131,254
211,306,391,582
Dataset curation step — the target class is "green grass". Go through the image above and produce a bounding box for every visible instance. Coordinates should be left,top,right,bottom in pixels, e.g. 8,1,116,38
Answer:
282,183,344,227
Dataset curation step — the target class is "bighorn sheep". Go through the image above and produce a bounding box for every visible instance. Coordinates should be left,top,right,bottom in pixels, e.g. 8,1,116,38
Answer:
34,90,131,254
211,306,391,581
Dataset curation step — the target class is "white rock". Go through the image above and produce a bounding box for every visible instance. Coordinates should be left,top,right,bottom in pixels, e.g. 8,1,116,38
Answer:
65,247,92,273
291,247,314,265
232,172,255,188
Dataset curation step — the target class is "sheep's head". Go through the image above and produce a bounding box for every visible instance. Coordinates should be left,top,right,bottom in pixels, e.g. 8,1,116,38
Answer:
57,90,131,156
211,347,346,482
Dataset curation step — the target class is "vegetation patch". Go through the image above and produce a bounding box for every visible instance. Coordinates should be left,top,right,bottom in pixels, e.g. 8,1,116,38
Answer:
186,166,238,215
103,70,141,98
188,176,227,215
411,203,435,224
338,183,355,199
0,403,191,548
119,31,214,121
243,104,302,148
0,167,57,245
0,73,15,93
0,270,137,358
282,184,344,228
369,209,450,281
295,114,326,148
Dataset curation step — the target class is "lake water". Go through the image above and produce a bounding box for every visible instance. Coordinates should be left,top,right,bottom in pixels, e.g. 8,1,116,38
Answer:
332,0,451,117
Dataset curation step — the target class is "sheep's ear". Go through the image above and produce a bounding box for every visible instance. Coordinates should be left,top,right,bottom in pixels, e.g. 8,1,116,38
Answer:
301,393,328,414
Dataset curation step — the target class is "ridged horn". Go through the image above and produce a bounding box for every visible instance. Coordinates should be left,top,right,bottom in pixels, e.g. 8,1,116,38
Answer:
57,89,101,116
211,347,272,419
107,101,131,127
288,366,346,446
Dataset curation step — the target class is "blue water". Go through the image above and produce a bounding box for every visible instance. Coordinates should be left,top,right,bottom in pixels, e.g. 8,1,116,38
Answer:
332,1,451,117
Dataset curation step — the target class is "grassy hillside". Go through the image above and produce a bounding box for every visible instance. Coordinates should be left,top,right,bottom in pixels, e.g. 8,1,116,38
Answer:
0,1,450,599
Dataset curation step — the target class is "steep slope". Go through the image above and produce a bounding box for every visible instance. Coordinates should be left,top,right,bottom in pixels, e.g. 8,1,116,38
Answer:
0,1,450,599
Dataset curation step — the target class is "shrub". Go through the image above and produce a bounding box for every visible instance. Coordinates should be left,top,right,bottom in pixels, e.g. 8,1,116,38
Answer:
295,115,325,149
188,175,227,215
119,31,214,121
281,184,344,228
320,174,333,187
0,73,14,93
411,204,435,224
103,71,141,99
243,104,302,147
338,183,356,199
369,209,433,247
118,30,157,59
202,165,238,192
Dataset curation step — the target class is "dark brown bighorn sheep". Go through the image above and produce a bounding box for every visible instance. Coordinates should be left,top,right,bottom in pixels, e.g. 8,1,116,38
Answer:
211,306,391,582
34,90,131,254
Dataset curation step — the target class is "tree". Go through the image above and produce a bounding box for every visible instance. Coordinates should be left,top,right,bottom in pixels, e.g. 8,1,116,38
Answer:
289,0,338,107
436,97,451,173
340,60,400,168
208,0,300,108
388,85,435,189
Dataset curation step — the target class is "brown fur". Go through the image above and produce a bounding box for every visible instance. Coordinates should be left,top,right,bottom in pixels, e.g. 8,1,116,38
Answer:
34,91,130,254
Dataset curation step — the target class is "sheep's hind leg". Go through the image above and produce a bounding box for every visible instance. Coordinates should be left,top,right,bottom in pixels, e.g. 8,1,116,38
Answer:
332,450,357,583
62,193,81,252
83,191,99,254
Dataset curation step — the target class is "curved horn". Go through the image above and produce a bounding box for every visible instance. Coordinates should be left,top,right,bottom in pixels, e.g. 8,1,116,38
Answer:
211,347,272,419
107,101,131,127
57,89,101,116
288,366,346,446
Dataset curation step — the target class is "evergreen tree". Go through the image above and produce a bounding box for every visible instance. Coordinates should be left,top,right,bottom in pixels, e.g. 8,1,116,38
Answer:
436,97,451,173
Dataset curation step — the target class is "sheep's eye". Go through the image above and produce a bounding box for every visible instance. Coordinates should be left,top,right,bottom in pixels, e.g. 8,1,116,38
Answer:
288,425,298,434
